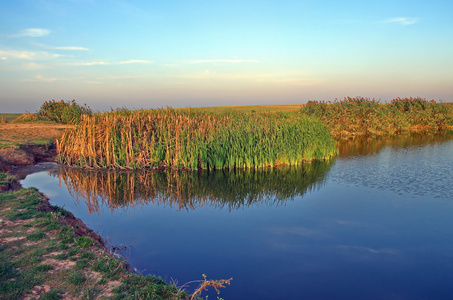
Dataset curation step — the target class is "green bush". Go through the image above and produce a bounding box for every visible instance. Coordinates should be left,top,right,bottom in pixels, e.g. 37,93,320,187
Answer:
37,100,92,124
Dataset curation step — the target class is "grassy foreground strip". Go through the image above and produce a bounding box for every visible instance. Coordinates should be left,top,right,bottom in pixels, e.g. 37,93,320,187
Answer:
57,109,336,170
0,174,196,299
301,97,453,139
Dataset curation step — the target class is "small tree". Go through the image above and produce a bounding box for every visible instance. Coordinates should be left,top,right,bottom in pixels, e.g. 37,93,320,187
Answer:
38,99,92,124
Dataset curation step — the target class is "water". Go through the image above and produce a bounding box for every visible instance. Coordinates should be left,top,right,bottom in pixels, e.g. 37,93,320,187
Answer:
18,134,453,299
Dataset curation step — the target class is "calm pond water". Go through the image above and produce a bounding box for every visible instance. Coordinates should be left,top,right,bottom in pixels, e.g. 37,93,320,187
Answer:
18,134,453,300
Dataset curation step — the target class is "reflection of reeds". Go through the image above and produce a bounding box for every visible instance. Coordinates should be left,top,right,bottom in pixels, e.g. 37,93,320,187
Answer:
51,162,333,214
337,133,453,158
301,97,453,139
57,109,336,170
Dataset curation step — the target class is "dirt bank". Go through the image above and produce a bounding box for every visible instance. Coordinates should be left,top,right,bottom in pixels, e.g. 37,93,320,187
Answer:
0,143,57,173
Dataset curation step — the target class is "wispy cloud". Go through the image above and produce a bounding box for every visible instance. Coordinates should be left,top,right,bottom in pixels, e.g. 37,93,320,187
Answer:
119,59,153,64
13,28,50,37
0,50,63,60
190,59,259,64
0,50,38,60
101,75,143,79
32,42,89,51
24,75,68,82
50,46,89,51
71,61,109,66
384,17,419,25
22,62,46,70
338,245,399,255
70,59,152,66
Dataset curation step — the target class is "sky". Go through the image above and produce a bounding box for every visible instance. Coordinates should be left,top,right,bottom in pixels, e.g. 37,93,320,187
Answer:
1,0,452,112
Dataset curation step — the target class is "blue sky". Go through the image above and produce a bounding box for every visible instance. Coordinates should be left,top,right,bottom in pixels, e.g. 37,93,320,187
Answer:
1,0,452,112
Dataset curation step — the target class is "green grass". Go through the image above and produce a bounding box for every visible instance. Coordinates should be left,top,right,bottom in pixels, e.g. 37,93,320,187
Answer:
113,274,184,300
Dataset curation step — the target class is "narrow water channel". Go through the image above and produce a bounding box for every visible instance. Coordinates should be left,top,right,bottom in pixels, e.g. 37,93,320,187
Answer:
17,134,453,299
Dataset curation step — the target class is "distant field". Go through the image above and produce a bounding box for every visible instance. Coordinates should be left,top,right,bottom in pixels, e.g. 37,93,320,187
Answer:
0,113,21,122
2,102,451,116
187,104,304,114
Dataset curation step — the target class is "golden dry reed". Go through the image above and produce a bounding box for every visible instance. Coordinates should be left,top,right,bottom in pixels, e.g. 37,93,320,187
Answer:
57,109,337,170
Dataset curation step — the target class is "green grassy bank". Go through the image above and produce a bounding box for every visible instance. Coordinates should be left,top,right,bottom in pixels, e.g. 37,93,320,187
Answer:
57,109,337,170
0,174,194,299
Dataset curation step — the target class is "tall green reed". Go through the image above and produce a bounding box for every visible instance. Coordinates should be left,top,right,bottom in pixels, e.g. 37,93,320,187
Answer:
57,109,337,170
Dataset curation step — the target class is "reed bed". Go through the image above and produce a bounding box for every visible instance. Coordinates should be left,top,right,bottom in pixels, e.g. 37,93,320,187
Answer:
52,162,332,213
301,97,453,139
57,109,336,170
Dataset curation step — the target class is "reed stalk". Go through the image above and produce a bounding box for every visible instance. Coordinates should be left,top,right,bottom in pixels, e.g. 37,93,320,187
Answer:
57,109,336,170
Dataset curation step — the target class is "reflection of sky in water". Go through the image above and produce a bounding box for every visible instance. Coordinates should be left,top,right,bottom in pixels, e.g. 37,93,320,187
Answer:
330,140,453,199
18,136,453,300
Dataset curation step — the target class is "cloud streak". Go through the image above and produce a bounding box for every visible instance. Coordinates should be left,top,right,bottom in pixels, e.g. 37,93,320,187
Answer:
0,50,62,60
70,59,153,66
337,245,399,255
119,59,153,64
14,28,50,37
24,75,68,82
49,46,89,51
32,43,89,51
190,59,259,64
384,17,419,25
71,61,109,66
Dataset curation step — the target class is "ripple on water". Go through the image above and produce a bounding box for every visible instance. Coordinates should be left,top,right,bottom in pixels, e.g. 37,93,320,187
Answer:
330,140,453,200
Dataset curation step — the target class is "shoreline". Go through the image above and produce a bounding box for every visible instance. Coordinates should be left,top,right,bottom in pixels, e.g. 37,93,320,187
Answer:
0,153,193,299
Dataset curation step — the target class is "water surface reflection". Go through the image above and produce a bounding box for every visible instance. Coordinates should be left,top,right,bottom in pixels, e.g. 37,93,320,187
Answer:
16,133,453,300
337,133,453,157
50,161,333,213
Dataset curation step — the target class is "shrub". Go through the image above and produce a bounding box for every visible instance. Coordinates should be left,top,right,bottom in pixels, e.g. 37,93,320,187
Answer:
38,100,92,124
13,113,39,123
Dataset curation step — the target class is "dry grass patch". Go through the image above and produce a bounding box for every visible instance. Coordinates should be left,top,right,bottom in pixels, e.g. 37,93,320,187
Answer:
0,123,71,148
